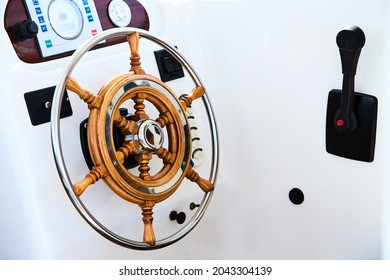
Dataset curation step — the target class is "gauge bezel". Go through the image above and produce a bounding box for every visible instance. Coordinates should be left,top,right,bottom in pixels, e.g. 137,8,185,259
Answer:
48,0,84,40
108,0,132,27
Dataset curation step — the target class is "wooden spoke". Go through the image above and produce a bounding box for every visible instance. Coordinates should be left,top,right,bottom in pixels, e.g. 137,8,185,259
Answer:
155,147,176,165
73,141,138,196
140,200,156,246
180,86,206,111
136,153,153,180
132,92,149,121
156,111,174,128
128,32,145,74
117,140,138,162
113,110,136,135
73,164,108,196
66,76,102,109
186,166,214,193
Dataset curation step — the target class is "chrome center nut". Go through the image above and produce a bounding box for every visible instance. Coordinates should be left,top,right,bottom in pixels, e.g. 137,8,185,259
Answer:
137,119,164,151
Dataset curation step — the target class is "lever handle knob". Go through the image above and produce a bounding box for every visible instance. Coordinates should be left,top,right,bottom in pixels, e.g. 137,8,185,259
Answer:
336,26,365,76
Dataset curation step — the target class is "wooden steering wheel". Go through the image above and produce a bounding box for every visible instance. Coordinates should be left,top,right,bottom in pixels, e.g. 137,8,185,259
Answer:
51,28,218,249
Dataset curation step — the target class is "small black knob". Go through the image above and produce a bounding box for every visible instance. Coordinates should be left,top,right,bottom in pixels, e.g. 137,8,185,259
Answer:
169,211,186,224
169,211,178,221
119,108,129,117
13,20,39,41
289,188,304,205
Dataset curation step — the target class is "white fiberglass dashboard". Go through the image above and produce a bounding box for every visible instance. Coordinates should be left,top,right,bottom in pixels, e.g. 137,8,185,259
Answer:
1,0,390,260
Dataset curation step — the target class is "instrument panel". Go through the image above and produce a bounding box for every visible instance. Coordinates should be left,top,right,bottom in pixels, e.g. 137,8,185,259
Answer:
24,0,103,58
4,0,149,63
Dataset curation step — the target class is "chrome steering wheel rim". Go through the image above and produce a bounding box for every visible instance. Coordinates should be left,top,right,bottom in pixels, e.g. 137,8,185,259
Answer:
50,27,219,250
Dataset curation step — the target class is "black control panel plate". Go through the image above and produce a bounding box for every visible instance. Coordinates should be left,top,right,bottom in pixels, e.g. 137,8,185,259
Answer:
326,89,377,162
154,49,184,82
24,86,73,126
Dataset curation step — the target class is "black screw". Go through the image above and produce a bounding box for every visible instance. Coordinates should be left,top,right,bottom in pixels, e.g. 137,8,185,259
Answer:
189,202,200,210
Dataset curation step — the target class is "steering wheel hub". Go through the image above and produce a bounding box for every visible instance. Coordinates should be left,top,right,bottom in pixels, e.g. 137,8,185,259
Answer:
137,119,164,152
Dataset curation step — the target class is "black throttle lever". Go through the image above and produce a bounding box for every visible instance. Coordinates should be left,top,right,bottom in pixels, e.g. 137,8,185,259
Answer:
334,26,365,133
326,26,378,162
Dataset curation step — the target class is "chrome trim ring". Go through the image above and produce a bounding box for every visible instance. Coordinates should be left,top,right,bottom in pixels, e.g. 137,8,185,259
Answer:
138,120,164,151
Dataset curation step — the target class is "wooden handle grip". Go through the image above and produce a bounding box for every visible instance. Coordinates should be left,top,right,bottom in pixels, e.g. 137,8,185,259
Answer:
73,165,107,196
128,32,145,74
186,167,214,193
141,201,156,246
66,76,102,109
180,86,206,111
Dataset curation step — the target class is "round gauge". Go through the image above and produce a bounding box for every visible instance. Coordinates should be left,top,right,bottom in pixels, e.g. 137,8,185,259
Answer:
108,0,132,27
48,0,84,40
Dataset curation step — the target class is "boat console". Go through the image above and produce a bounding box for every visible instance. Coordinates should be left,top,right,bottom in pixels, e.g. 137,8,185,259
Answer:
1,0,390,260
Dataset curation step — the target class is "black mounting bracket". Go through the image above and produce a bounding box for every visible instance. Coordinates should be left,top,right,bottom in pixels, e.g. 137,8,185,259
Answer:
79,108,138,170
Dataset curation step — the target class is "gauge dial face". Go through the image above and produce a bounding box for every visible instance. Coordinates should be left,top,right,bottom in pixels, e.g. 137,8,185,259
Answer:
48,0,84,40
108,0,132,27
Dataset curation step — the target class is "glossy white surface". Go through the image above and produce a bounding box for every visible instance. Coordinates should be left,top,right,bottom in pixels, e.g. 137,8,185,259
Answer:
0,0,389,259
